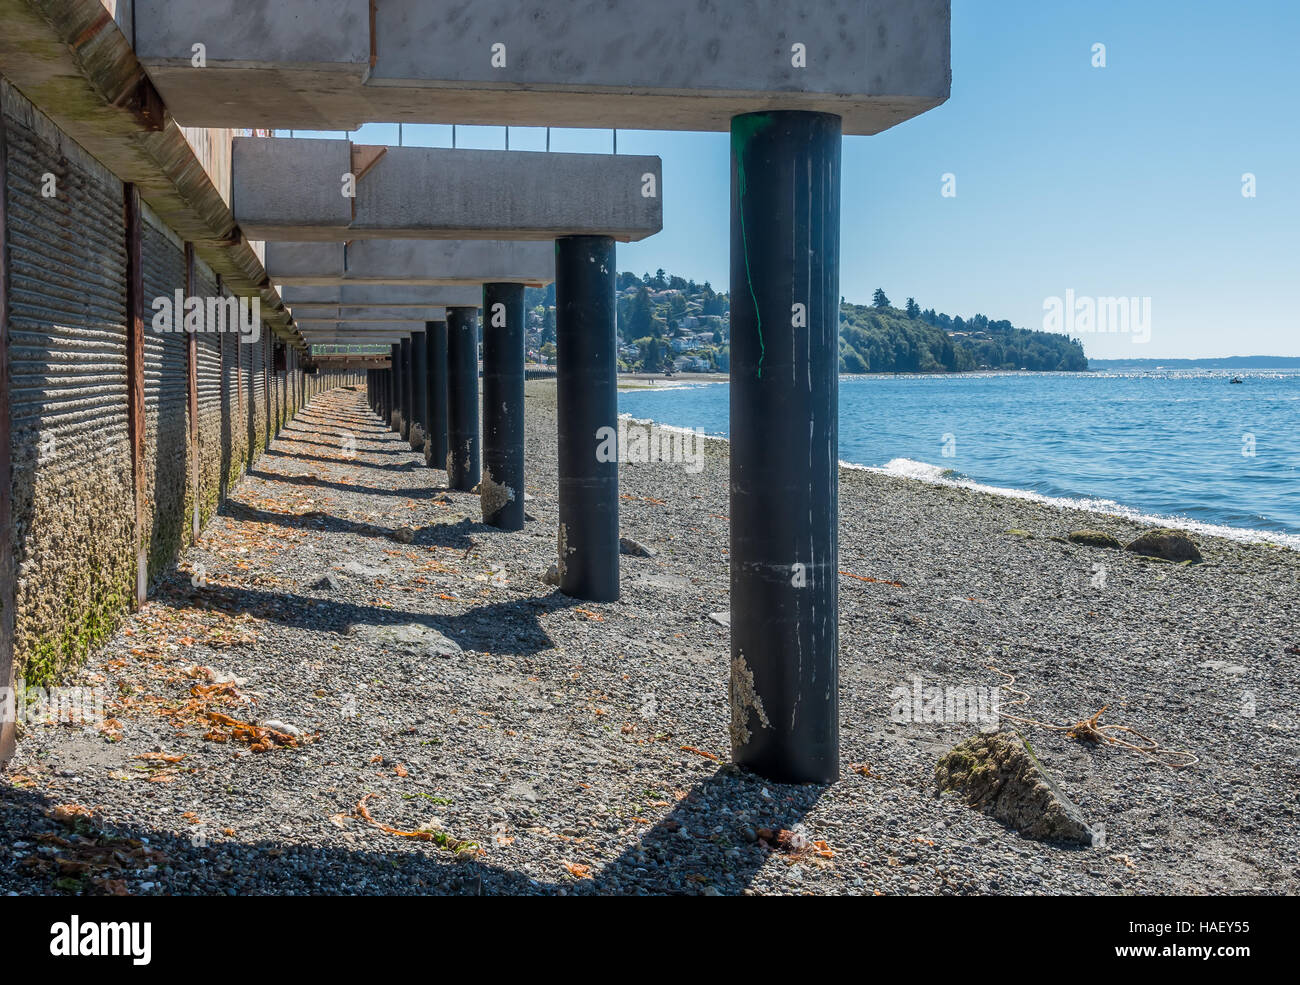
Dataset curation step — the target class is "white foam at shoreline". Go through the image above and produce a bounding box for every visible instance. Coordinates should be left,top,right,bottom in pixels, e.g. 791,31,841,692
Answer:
615,402,1300,550
845,458,1300,551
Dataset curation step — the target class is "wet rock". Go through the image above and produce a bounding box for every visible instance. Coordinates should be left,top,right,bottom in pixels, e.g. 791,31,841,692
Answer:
619,537,655,558
935,731,1094,844
1125,528,1203,563
1068,529,1122,549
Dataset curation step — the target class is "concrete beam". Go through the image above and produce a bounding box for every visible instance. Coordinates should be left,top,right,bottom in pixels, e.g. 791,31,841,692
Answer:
234,138,661,243
265,240,553,286
293,307,450,324
282,285,483,309
134,0,951,135
302,336,411,345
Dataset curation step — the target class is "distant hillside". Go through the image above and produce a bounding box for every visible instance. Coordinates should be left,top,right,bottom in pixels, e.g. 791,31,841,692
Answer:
840,296,1087,373
1090,356,1300,370
526,275,1088,374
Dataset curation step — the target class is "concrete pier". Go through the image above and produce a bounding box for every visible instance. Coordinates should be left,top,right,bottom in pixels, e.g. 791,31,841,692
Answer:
445,306,481,491
555,236,619,602
729,112,841,784
399,338,414,441
481,283,526,530
409,330,429,452
424,320,449,471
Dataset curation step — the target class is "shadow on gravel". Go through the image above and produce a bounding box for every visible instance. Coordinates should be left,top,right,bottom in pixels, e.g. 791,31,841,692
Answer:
0,765,827,896
151,581,578,656
245,468,449,501
216,501,476,548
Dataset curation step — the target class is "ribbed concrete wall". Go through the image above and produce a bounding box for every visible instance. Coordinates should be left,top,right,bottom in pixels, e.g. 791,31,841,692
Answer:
140,202,189,583
3,81,134,685
1,82,355,687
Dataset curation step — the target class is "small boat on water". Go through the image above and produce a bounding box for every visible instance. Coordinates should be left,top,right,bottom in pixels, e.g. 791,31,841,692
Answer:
1230,376,1244,384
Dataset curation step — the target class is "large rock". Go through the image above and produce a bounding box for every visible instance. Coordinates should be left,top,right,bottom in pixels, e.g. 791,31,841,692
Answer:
1068,529,1122,549
936,731,1094,844
1125,528,1203,563
349,621,462,658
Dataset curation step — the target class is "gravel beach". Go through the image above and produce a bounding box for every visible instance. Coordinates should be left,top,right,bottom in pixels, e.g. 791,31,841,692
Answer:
3,381,1297,896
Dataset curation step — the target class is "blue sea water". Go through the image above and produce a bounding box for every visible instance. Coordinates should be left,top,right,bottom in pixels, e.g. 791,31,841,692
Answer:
618,370,1300,546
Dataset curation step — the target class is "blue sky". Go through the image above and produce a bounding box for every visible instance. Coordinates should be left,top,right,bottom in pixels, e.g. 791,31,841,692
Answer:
304,0,1298,359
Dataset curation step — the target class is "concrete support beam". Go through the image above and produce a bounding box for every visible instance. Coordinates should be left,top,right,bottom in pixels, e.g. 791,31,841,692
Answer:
481,283,525,530
265,240,553,287
424,320,449,471
408,331,428,452
399,338,413,441
234,138,661,243
445,307,480,490
134,0,951,135
555,236,619,602
281,285,483,308
729,111,841,785
292,307,450,322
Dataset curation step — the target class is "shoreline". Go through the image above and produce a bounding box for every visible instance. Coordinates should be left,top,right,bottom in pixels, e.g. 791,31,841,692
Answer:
614,410,1300,553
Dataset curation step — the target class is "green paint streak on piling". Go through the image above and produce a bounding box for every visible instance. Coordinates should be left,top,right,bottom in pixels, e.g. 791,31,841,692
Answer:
732,114,774,379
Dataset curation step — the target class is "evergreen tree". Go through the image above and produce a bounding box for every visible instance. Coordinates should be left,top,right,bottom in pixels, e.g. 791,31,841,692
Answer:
872,288,891,309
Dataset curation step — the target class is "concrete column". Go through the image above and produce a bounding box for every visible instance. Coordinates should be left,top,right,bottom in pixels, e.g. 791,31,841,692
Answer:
555,235,619,602
729,111,841,785
409,331,428,452
399,337,413,440
390,343,402,431
446,306,480,491
424,319,449,471
481,283,525,530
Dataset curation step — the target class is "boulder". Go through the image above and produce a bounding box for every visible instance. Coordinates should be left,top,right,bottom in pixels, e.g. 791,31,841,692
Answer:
1125,528,1203,563
936,731,1094,844
1068,529,1122,549
619,537,655,558
349,622,461,659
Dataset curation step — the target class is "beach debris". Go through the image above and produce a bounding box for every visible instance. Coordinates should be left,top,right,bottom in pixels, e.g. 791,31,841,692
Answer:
353,794,480,854
988,666,1198,769
1068,529,1122,549
840,570,906,587
935,731,1095,845
619,536,655,558
204,711,304,751
1125,528,1203,563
